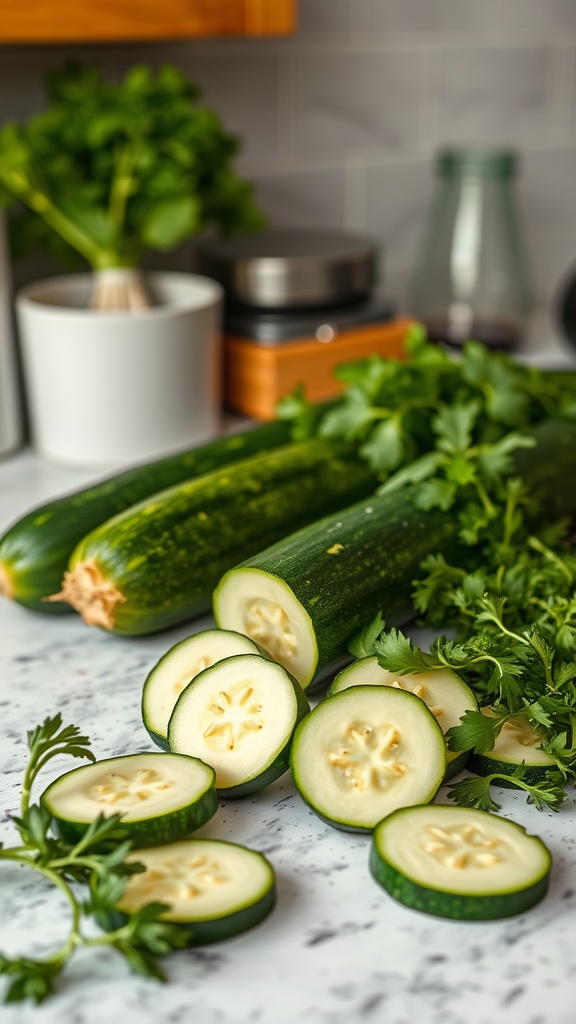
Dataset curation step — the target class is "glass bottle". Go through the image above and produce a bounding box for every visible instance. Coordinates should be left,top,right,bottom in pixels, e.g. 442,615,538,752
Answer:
409,148,532,352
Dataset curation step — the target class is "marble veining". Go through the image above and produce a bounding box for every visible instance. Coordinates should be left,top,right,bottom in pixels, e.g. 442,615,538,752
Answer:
2,453,576,1024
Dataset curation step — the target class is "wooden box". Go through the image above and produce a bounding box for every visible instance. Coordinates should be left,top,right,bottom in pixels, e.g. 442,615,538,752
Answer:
223,316,413,420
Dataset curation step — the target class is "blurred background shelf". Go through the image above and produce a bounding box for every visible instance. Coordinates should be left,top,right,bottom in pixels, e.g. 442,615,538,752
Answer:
0,0,296,44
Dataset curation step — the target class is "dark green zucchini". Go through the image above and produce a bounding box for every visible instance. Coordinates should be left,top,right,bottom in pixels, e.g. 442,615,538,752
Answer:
103,838,276,945
369,804,551,920
0,418,293,613
52,438,377,634
41,752,217,848
467,709,557,788
214,419,576,688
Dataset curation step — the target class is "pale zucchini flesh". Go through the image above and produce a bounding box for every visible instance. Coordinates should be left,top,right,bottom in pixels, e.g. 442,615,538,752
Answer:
142,629,260,749
113,838,276,945
41,752,217,847
213,568,318,689
290,685,446,832
168,653,310,796
370,804,552,920
329,656,477,777
469,708,556,787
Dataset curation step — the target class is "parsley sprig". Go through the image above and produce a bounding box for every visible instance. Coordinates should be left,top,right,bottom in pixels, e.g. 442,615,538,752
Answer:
0,714,188,1004
446,768,567,813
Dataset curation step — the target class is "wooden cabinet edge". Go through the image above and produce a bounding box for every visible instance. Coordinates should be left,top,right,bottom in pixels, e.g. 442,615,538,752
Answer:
244,0,296,35
0,0,296,44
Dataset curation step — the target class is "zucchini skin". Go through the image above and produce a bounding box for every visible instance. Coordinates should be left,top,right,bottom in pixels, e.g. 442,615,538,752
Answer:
41,754,218,848
221,494,461,682
45,788,218,849
369,807,552,920
368,842,550,920
67,439,378,635
217,418,576,683
0,419,293,613
467,753,555,789
100,858,276,945
179,884,276,945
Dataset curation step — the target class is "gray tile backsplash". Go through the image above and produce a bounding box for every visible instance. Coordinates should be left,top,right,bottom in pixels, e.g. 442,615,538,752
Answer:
284,49,422,158
362,159,435,275
252,167,347,231
176,52,282,163
3,0,576,323
425,45,570,149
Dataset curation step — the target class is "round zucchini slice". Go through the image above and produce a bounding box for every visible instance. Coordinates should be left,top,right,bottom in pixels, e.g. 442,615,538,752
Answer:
370,804,552,920
469,708,556,787
113,838,276,945
329,656,477,779
41,752,217,847
213,567,319,689
290,685,446,832
168,653,310,797
142,629,260,749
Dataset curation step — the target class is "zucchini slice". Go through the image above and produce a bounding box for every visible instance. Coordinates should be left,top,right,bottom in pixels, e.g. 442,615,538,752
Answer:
290,686,445,832
112,838,276,945
469,708,556,787
370,804,552,920
142,629,260,750
168,654,310,797
329,656,477,779
41,752,217,847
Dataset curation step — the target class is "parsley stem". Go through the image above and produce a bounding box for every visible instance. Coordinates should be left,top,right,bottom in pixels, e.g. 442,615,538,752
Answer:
0,170,103,267
474,477,496,519
0,853,82,964
437,650,511,675
528,535,574,583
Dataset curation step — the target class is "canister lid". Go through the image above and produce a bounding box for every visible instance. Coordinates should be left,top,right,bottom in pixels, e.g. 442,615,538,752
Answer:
196,228,380,310
437,148,518,178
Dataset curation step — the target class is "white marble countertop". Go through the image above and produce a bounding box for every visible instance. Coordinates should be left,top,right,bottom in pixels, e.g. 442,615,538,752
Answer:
2,338,576,1023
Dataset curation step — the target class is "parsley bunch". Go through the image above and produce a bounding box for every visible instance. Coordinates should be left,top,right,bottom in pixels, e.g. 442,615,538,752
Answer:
0,714,188,1004
279,326,576,476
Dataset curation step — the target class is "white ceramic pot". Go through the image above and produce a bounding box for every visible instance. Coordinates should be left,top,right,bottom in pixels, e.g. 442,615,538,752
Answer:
16,271,223,467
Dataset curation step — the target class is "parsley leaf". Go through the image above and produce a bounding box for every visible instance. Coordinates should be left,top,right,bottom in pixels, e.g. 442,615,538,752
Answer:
347,612,385,659
447,767,566,812
446,708,508,754
373,629,434,674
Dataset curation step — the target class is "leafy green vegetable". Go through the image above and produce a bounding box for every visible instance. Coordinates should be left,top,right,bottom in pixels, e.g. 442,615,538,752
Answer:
446,768,567,813
347,611,386,659
0,62,264,272
280,327,576,485
0,715,188,1005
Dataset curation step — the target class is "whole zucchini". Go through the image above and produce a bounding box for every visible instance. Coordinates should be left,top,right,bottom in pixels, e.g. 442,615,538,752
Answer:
0,419,293,613
213,419,576,688
50,438,378,635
